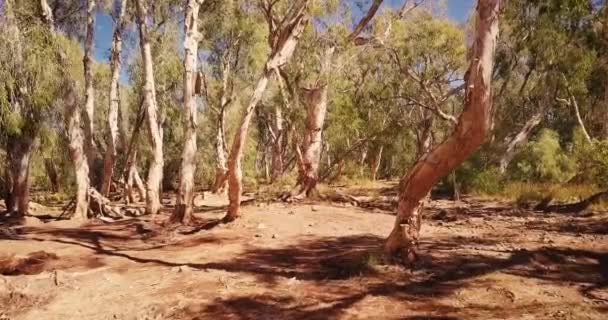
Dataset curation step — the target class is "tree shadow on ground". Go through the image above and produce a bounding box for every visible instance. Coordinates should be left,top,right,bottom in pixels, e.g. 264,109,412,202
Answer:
16,223,608,319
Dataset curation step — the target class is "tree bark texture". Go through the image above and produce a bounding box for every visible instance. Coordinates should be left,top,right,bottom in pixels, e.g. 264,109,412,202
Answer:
136,0,164,215
84,0,97,182
101,0,128,196
170,0,203,224
65,79,91,220
295,46,334,198
385,0,501,260
6,138,35,217
225,3,309,221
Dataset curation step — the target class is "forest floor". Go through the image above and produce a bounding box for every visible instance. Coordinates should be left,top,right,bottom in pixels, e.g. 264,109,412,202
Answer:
1,182,607,320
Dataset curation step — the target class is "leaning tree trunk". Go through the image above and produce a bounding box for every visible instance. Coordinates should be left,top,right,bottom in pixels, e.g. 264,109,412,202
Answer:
385,0,500,261
83,0,97,182
6,138,35,217
100,0,128,196
225,3,309,221
170,0,203,225
498,111,542,173
136,0,164,215
295,46,334,198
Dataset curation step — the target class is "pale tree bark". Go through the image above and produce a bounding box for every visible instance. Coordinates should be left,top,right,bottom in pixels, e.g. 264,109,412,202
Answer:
6,138,35,217
65,79,91,220
225,2,309,221
121,102,147,203
100,0,128,196
291,0,386,199
170,0,204,225
212,41,239,194
212,107,229,193
270,100,285,182
498,111,542,173
385,0,500,260
295,47,334,198
83,0,97,179
136,0,164,215
370,145,383,181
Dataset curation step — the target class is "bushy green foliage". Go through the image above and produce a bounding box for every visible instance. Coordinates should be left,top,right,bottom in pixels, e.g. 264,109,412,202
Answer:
510,129,576,183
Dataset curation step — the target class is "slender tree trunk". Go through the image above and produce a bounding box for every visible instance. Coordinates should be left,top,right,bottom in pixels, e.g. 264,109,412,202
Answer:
136,0,164,215
370,145,383,181
121,102,147,203
65,80,91,220
271,103,285,182
295,46,334,198
6,138,35,217
212,107,229,193
225,4,308,221
170,0,203,225
44,159,60,192
498,112,542,173
83,0,97,181
101,0,128,196
385,0,500,260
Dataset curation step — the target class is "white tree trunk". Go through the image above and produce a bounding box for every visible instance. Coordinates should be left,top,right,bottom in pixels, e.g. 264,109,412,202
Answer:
225,4,309,221
65,80,91,220
170,0,203,224
101,0,128,196
136,0,164,215
385,0,501,260
498,112,542,173
295,46,334,198
212,107,228,193
7,138,35,217
271,102,285,182
84,0,97,179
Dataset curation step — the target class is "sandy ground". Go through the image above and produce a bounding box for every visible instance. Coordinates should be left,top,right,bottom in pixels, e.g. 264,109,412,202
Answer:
1,186,607,320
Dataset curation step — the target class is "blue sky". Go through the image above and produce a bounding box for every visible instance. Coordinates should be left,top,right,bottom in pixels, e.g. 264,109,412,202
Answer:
92,0,476,76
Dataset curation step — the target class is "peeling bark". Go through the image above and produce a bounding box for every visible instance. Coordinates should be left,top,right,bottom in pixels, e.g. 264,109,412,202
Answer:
136,0,164,215
385,0,500,260
295,47,333,197
101,0,128,196
170,0,204,225
225,2,309,221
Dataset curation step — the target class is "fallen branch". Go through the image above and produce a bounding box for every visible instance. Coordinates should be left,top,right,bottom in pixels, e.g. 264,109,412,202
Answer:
535,190,608,213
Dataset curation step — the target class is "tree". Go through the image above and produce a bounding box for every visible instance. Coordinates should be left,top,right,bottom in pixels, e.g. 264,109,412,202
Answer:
83,0,97,184
225,0,310,221
385,0,501,260
170,0,204,225
100,0,128,196
135,0,164,215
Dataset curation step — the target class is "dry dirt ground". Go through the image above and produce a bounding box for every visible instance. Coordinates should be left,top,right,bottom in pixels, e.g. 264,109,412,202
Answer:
1,184,607,320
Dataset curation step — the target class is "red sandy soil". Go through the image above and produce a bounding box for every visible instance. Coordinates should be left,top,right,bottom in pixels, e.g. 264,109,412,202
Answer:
1,185,607,320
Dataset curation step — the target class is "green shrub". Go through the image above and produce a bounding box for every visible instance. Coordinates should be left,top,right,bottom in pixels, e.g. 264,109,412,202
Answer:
510,129,576,183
